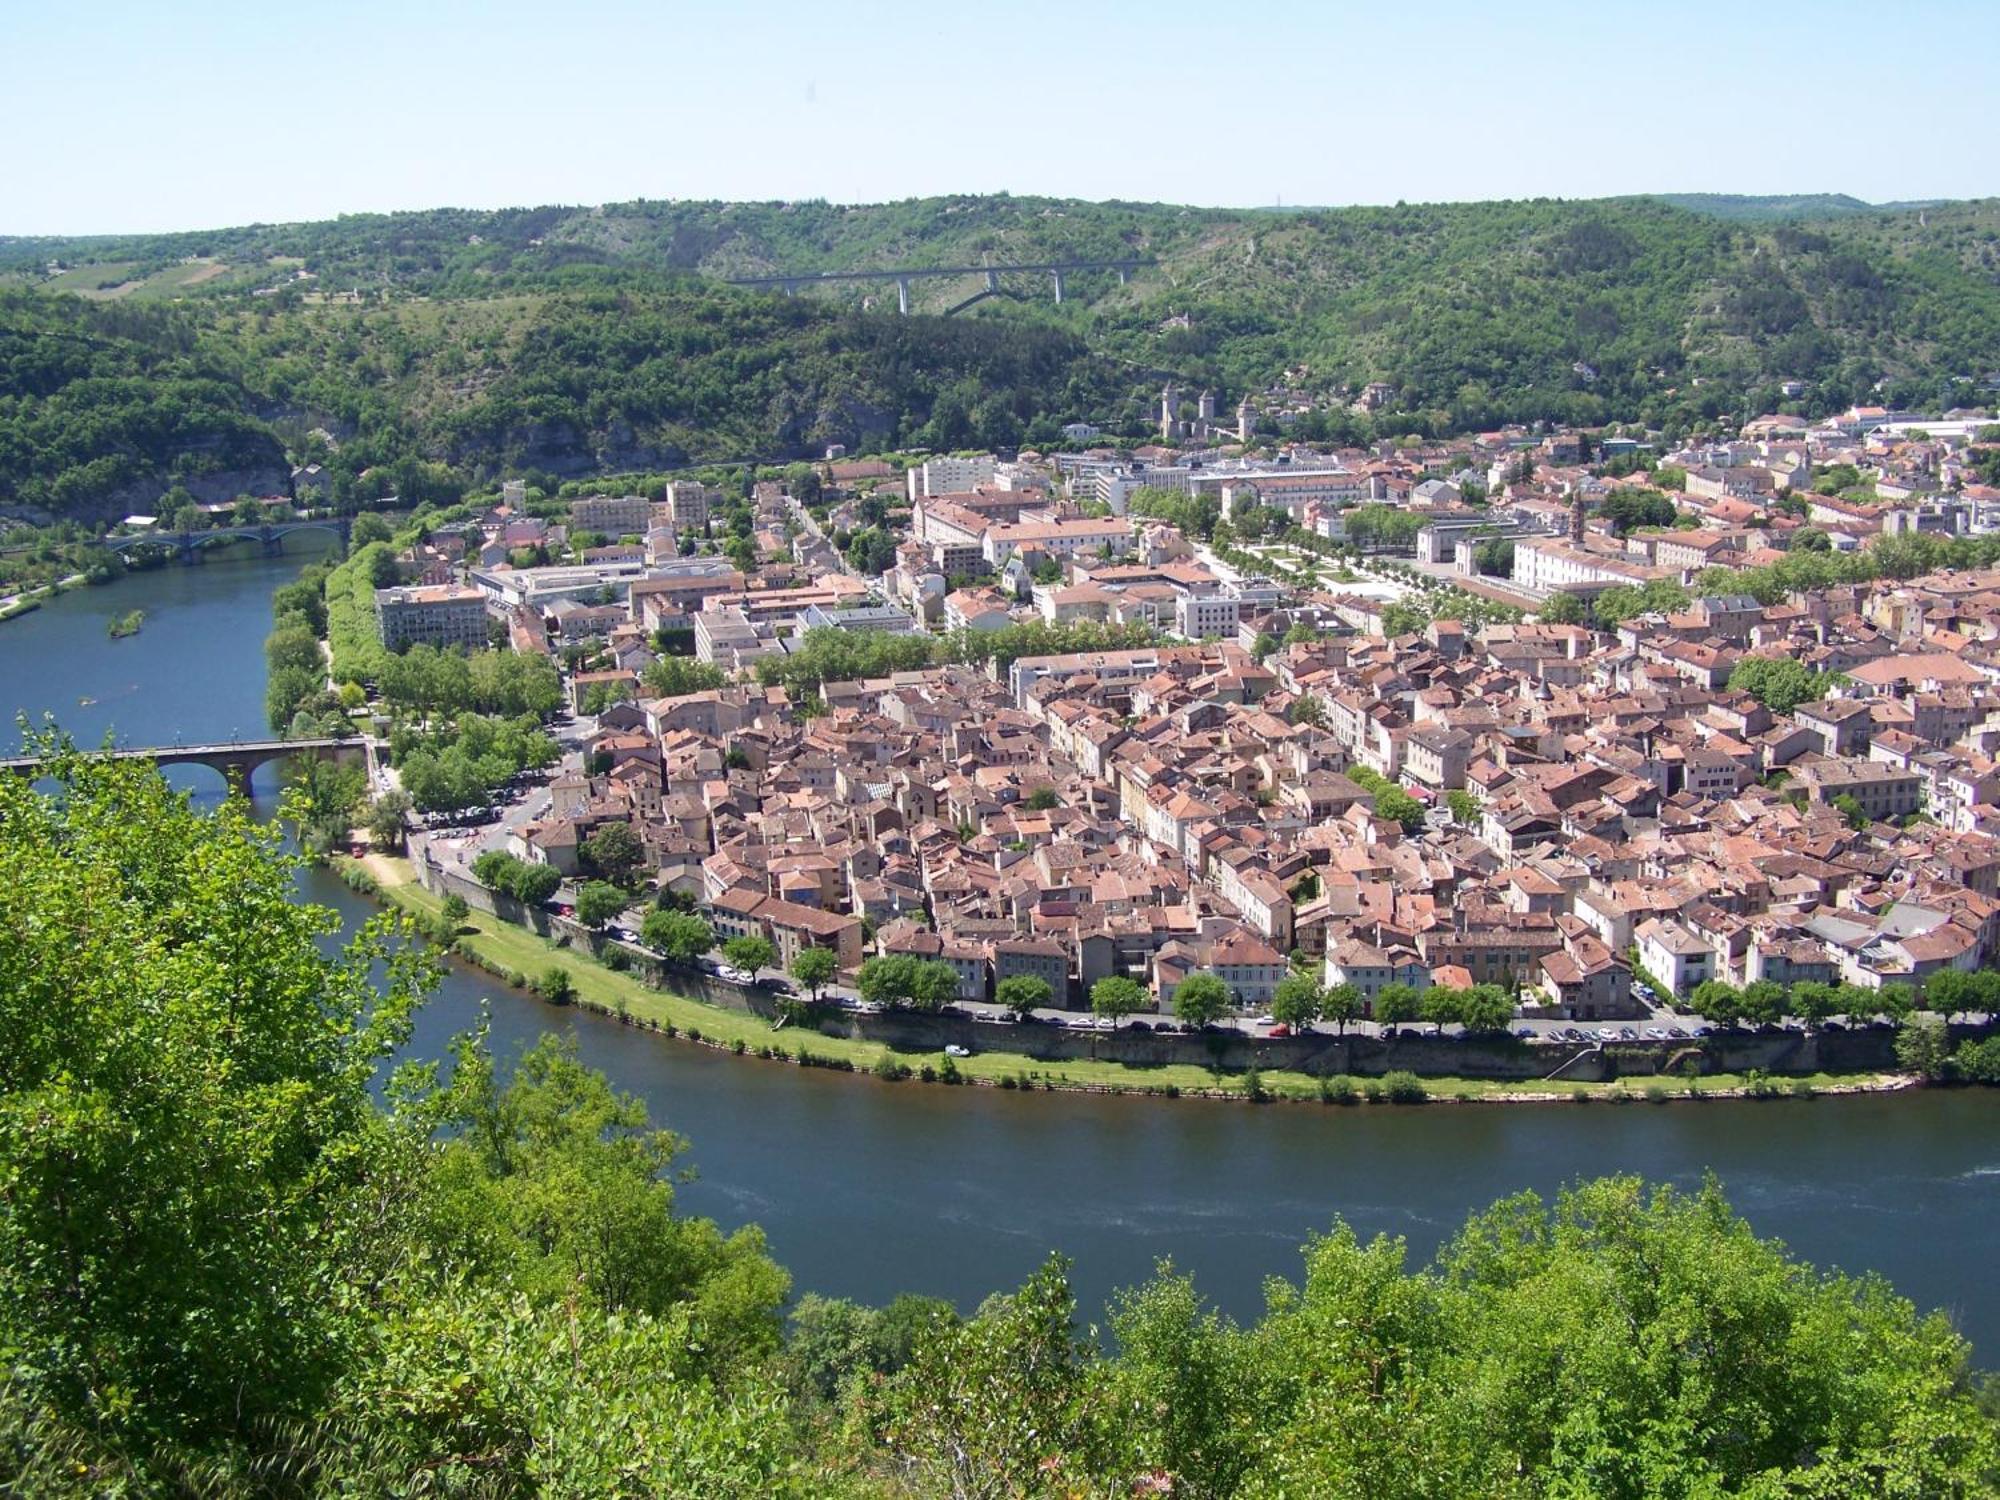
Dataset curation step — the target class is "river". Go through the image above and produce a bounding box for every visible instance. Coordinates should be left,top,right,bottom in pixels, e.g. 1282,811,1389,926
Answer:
6,550,1999,1352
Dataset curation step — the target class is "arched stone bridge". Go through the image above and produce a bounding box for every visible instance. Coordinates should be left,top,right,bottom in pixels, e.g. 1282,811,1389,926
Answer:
0,736,369,791
101,517,352,564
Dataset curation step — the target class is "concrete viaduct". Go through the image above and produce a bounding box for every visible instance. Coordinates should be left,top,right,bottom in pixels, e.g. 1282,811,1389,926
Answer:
725,259,1153,316
100,517,352,565
0,737,368,793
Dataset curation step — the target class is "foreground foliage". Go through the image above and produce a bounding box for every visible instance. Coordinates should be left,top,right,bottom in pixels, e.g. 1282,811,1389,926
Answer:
0,745,1993,1496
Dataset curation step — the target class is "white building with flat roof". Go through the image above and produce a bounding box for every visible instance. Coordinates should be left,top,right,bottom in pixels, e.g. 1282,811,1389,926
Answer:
375,584,490,651
908,454,996,499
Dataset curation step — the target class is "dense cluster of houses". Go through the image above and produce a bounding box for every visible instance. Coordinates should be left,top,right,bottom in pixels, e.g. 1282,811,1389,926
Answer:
399,401,2000,1022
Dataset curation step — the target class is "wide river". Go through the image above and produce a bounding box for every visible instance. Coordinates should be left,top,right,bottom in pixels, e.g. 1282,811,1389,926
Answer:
6,549,1999,1353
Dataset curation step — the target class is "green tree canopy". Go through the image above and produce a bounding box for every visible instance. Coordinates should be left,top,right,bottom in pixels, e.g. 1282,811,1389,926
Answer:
1173,972,1232,1028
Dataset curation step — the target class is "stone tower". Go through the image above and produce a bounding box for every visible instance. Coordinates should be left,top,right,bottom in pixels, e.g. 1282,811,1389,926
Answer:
1160,383,1180,443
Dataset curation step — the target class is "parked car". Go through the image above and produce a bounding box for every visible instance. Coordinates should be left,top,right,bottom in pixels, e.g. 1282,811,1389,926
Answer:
944,1044,971,1058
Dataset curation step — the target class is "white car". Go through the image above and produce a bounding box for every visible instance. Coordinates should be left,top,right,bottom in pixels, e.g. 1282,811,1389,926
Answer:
944,1044,971,1058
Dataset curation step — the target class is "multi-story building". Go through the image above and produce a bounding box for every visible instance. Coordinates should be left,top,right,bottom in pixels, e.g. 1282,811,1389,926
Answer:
568,494,654,536
664,481,714,533
375,584,490,651
989,937,1072,1007
1175,593,1241,640
1636,918,1716,999
982,517,1135,567
1512,538,1674,598
908,454,996,498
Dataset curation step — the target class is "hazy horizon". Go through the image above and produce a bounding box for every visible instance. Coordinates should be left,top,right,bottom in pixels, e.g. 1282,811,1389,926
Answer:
5,0,1995,237
0,188,1978,244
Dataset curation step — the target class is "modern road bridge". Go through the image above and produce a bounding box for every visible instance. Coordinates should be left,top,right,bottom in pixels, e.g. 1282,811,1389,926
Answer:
725,258,1153,315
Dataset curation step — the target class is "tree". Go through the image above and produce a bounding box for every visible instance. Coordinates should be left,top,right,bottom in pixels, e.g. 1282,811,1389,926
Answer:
1023,786,1060,811
1371,785,1426,833
1458,984,1515,1033
1380,602,1429,638
1896,1014,1952,1082
996,975,1053,1020
1832,792,1870,831
790,946,839,1002
349,512,393,547
1446,788,1481,824
1789,980,1838,1027
1374,982,1420,1032
539,965,576,1004
640,909,714,964
643,656,728,698
1538,591,1587,625
0,740,438,1438
1290,693,1329,728
1173,972,1233,1029
1270,974,1323,1031
1322,981,1362,1036
856,955,960,1012
1729,655,1829,715
580,820,645,886
1691,980,1744,1025
574,880,628,931
1420,986,1464,1035
440,891,470,930
722,934,776,975
1090,975,1147,1025
1739,979,1787,1026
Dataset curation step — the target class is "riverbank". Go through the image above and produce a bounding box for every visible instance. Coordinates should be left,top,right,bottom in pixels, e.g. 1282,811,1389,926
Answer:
351,854,1915,1107
0,570,88,622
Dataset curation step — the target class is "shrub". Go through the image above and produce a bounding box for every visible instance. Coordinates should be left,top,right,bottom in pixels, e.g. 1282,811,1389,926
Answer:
938,1055,961,1084
1363,1079,1386,1104
1645,1083,1670,1103
1382,1070,1428,1104
1321,1074,1358,1106
1788,1078,1817,1099
1242,1067,1267,1103
872,1053,910,1081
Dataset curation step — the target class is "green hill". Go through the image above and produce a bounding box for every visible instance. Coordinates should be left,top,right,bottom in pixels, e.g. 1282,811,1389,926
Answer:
6,193,2000,522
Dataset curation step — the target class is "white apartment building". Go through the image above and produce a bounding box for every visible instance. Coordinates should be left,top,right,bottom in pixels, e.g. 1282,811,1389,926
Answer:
1175,593,1241,640
908,454,995,499
375,584,490,651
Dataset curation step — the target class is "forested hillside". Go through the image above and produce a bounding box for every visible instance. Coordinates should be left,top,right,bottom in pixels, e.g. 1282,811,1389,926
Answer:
2,747,1994,1496
5,192,2000,523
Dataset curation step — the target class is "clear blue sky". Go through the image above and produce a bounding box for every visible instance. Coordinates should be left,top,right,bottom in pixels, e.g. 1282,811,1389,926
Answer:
5,0,1995,235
